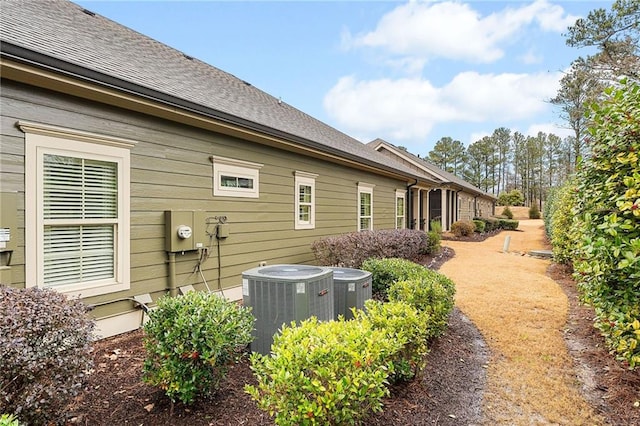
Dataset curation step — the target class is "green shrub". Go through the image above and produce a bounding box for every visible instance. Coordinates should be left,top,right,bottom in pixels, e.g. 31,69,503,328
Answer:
143,291,254,405
354,300,429,382
549,180,578,264
497,189,524,206
361,257,425,299
501,206,514,219
543,187,559,237
0,414,19,426
472,219,485,233
0,286,94,425
387,270,456,339
450,219,476,237
430,219,443,234
427,230,441,253
572,79,640,368
246,317,400,425
311,229,433,268
497,218,519,230
528,204,541,219
475,216,499,232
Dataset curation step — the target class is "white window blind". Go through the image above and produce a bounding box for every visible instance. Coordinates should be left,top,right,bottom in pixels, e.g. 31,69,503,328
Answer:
42,154,117,287
360,192,372,230
358,183,374,231
396,191,405,229
294,171,317,230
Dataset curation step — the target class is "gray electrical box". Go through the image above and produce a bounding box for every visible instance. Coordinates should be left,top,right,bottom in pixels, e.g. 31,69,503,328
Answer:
0,192,17,285
330,267,372,320
164,210,208,252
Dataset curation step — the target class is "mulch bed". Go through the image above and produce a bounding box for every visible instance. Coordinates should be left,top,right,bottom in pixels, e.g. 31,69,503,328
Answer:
64,236,640,425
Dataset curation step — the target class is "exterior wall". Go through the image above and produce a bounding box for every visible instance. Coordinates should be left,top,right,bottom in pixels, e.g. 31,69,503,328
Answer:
376,146,496,222
458,192,475,221
0,80,407,335
455,192,495,220
476,198,494,218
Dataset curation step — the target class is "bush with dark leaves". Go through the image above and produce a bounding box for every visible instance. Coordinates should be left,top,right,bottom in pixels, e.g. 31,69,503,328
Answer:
311,229,436,268
0,286,94,425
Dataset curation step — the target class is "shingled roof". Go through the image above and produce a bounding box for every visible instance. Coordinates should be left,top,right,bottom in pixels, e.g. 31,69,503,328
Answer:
0,0,437,183
369,138,496,199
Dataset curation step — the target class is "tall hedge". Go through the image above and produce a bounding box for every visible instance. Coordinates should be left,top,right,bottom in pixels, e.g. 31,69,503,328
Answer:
547,179,579,265
572,79,640,368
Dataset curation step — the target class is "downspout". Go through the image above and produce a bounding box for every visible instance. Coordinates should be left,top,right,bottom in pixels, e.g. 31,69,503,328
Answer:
167,252,178,297
406,179,418,229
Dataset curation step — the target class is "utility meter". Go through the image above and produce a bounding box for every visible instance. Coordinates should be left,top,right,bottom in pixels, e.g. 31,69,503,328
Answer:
177,225,192,239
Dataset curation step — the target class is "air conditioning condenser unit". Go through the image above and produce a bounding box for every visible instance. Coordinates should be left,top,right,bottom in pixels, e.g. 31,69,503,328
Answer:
329,267,372,320
242,264,333,355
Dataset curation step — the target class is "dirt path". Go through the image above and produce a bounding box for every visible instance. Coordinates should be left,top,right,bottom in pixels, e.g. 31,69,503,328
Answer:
439,220,605,425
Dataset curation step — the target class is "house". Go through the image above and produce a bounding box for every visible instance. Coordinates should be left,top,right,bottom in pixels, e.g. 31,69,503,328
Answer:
0,0,490,338
369,139,496,231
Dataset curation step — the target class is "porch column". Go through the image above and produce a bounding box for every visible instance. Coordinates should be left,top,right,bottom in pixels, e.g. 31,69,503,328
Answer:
412,189,421,230
441,189,448,231
425,189,430,230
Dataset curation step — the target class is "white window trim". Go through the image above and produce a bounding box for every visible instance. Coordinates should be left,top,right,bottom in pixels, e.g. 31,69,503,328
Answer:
357,182,375,231
211,156,263,198
395,190,406,229
21,121,134,298
294,171,318,230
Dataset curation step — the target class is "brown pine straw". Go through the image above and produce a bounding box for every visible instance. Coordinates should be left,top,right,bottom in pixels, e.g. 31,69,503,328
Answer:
440,219,605,425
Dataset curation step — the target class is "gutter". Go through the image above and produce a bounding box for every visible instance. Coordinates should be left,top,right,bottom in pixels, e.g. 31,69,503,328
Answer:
1,43,428,183
406,179,418,229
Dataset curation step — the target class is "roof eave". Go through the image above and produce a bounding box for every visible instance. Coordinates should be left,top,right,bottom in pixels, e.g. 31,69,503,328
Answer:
1,42,427,183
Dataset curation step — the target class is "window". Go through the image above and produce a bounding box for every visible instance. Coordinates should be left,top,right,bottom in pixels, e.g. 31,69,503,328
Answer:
294,171,318,230
22,121,134,298
212,156,263,198
395,190,405,229
357,182,375,231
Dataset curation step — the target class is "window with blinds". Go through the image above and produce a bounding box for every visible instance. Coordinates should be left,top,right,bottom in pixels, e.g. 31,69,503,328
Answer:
294,171,317,230
22,121,133,298
396,191,405,229
358,183,374,231
42,155,117,287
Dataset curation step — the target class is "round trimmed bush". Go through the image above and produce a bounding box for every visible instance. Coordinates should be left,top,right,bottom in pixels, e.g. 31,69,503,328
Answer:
361,257,425,298
143,291,254,404
501,206,514,219
246,317,400,425
472,219,486,233
451,219,476,237
0,286,95,425
387,269,456,339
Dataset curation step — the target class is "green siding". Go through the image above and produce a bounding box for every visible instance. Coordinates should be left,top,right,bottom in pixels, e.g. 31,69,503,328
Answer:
0,80,407,320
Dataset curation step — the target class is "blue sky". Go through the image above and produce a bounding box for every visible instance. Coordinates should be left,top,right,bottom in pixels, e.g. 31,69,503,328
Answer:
76,0,606,155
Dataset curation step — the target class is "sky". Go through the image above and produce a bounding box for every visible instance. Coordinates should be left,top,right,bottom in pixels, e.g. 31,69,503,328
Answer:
75,0,607,155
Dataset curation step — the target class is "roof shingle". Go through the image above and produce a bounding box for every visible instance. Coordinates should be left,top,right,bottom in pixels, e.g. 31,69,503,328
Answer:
0,0,428,180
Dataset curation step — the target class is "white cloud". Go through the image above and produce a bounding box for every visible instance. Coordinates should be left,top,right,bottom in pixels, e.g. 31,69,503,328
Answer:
525,122,574,139
344,0,578,65
469,131,491,145
324,70,563,142
519,49,543,64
